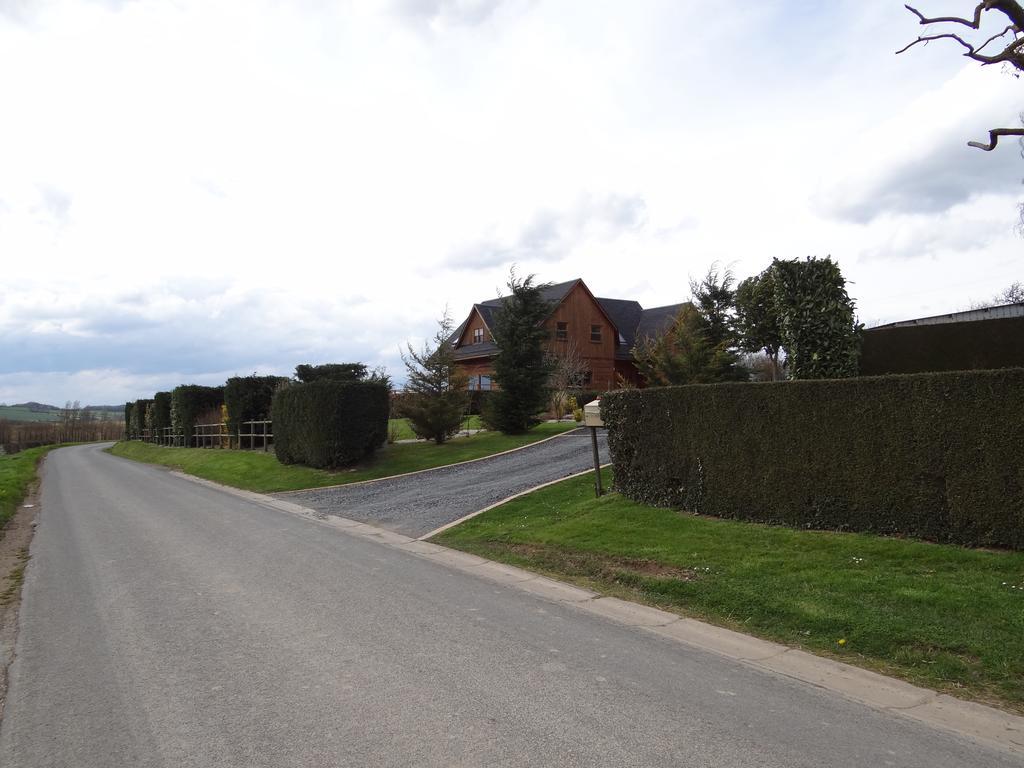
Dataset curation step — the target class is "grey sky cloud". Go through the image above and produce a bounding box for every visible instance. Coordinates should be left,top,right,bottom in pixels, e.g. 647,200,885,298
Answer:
390,0,510,28
447,194,648,270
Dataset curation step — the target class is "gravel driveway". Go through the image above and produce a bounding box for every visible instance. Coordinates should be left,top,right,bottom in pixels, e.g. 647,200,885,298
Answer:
276,428,609,537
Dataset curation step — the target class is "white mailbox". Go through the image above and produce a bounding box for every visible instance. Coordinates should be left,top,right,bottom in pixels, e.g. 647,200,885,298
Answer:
583,399,603,428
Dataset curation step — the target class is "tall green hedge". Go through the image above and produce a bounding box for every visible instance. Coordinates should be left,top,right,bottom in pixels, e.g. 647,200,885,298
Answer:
150,392,172,438
861,315,1024,375
224,375,288,438
130,399,153,439
272,380,389,469
602,369,1024,549
170,385,224,447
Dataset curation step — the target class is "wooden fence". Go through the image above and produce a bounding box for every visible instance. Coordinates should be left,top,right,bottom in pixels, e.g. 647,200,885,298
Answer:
128,421,274,450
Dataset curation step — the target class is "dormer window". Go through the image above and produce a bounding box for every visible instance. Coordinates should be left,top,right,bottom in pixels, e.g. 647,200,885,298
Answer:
556,321,568,341
473,328,484,344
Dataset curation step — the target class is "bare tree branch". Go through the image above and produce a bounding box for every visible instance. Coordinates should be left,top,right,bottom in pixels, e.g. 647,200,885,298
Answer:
966,127,1024,149
904,2,987,29
975,24,1018,53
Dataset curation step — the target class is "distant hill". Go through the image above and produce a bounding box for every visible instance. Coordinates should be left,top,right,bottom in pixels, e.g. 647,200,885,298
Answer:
0,403,124,423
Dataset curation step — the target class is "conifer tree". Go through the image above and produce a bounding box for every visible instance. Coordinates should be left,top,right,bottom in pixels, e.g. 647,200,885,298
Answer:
400,313,469,444
485,272,554,434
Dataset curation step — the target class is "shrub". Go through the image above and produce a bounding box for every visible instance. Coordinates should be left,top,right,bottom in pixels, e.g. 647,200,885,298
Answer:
170,385,224,447
273,380,389,469
602,368,1024,549
150,392,172,439
130,399,153,439
224,375,289,438
467,389,492,415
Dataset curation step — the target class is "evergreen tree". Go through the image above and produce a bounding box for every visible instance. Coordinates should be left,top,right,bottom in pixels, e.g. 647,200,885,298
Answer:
634,304,735,386
735,268,784,380
400,313,469,444
688,265,747,382
485,272,555,434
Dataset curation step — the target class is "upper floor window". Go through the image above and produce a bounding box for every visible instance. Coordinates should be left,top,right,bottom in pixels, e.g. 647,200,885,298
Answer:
556,321,568,341
473,328,484,344
590,324,602,342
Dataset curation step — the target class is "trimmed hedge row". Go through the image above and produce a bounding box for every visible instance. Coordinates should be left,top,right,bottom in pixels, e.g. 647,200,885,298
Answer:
224,375,288,438
149,392,172,437
860,315,1024,375
171,385,224,447
273,380,389,469
602,368,1024,549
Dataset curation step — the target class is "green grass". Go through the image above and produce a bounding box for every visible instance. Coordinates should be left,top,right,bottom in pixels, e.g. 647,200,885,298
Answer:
433,468,1024,713
0,446,54,527
387,415,483,441
107,421,577,493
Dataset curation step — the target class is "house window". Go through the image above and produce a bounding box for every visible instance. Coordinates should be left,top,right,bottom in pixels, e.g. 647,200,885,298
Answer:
468,376,478,391
556,321,568,341
583,371,593,386
479,375,492,391
473,328,483,344
591,324,602,342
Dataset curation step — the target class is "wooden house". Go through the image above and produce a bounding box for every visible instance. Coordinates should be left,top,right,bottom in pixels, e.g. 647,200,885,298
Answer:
451,278,685,391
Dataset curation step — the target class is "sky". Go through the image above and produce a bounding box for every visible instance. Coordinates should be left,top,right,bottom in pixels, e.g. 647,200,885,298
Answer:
0,0,1021,406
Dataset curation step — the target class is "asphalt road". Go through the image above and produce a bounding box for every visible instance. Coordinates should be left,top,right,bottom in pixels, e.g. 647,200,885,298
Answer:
280,428,609,537
0,443,1018,767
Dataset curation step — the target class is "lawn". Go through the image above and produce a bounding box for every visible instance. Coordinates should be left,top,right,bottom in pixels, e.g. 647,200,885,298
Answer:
433,468,1024,713
0,446,54,527
108,421,577,494
387,415,482,442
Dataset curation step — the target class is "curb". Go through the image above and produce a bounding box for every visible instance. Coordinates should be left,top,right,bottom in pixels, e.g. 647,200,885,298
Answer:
166,470,1024,759
274,426,589,495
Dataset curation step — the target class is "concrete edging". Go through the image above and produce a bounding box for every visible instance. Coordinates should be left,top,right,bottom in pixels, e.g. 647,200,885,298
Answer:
165,469,1024,759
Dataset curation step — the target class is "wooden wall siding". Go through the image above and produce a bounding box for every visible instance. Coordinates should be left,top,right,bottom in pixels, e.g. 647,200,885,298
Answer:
459,359,496,389
544,282,620,389
615,360,644,388
456,308,491,348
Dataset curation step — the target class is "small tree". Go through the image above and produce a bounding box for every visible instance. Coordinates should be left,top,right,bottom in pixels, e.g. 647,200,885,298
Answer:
634,304,734,386
771,256,862,379
547,340,590,418
485,271,555,434
735,268,785,380
400,313,470,444
689,265,747,381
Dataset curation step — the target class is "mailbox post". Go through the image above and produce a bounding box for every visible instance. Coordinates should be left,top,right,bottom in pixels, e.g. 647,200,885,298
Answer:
583,399,604,497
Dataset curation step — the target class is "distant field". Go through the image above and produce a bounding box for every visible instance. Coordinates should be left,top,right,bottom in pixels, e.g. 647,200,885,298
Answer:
0,405,122,423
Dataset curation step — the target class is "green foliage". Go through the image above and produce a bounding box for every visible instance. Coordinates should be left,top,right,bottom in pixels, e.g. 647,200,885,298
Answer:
273,380,390,469
123,403,132,432
602,369,1024,549
295,363,368,383
484,272,555,434
224,375,289,438
170,385,224,447
771,256,862,379
130,399,153,438
400,314,470,444
861,315,1024,375
735,268,784,379
634,304,740,386
150,392,172,437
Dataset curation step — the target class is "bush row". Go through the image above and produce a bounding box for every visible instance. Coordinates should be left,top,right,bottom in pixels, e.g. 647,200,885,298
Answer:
601,368,1024,549
273,380,389,469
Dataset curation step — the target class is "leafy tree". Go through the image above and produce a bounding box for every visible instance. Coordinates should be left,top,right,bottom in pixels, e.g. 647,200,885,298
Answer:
634,304,737,386
400,313,470,444
485,272,555,433
735,268,784,380
771,256,862,379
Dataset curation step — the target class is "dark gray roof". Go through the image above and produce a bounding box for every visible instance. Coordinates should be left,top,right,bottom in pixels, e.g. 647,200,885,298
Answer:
595,297,643,348
636,303,687,341
871,302,1024,329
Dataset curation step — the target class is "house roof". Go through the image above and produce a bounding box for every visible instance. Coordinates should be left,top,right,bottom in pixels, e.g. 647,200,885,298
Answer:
870,302,1024,330
451,278,687,361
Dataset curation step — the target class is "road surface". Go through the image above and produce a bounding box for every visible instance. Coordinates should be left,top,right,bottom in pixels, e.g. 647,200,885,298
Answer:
0,444,1017,767
281,428,609,537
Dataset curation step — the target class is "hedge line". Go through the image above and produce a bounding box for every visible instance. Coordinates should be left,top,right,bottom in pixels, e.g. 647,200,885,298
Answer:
601,368,1024,549
273,380,389,469
170,385,224,447
860,315,1024,375
224,375,288,438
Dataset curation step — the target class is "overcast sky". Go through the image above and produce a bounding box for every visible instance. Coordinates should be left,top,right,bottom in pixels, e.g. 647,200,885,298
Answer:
1,0,1021,406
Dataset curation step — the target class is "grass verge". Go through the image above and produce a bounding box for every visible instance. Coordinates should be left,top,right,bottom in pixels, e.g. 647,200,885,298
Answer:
107,422,578,494
388,415,482,441
432,468,1024,713
0,446,54,528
